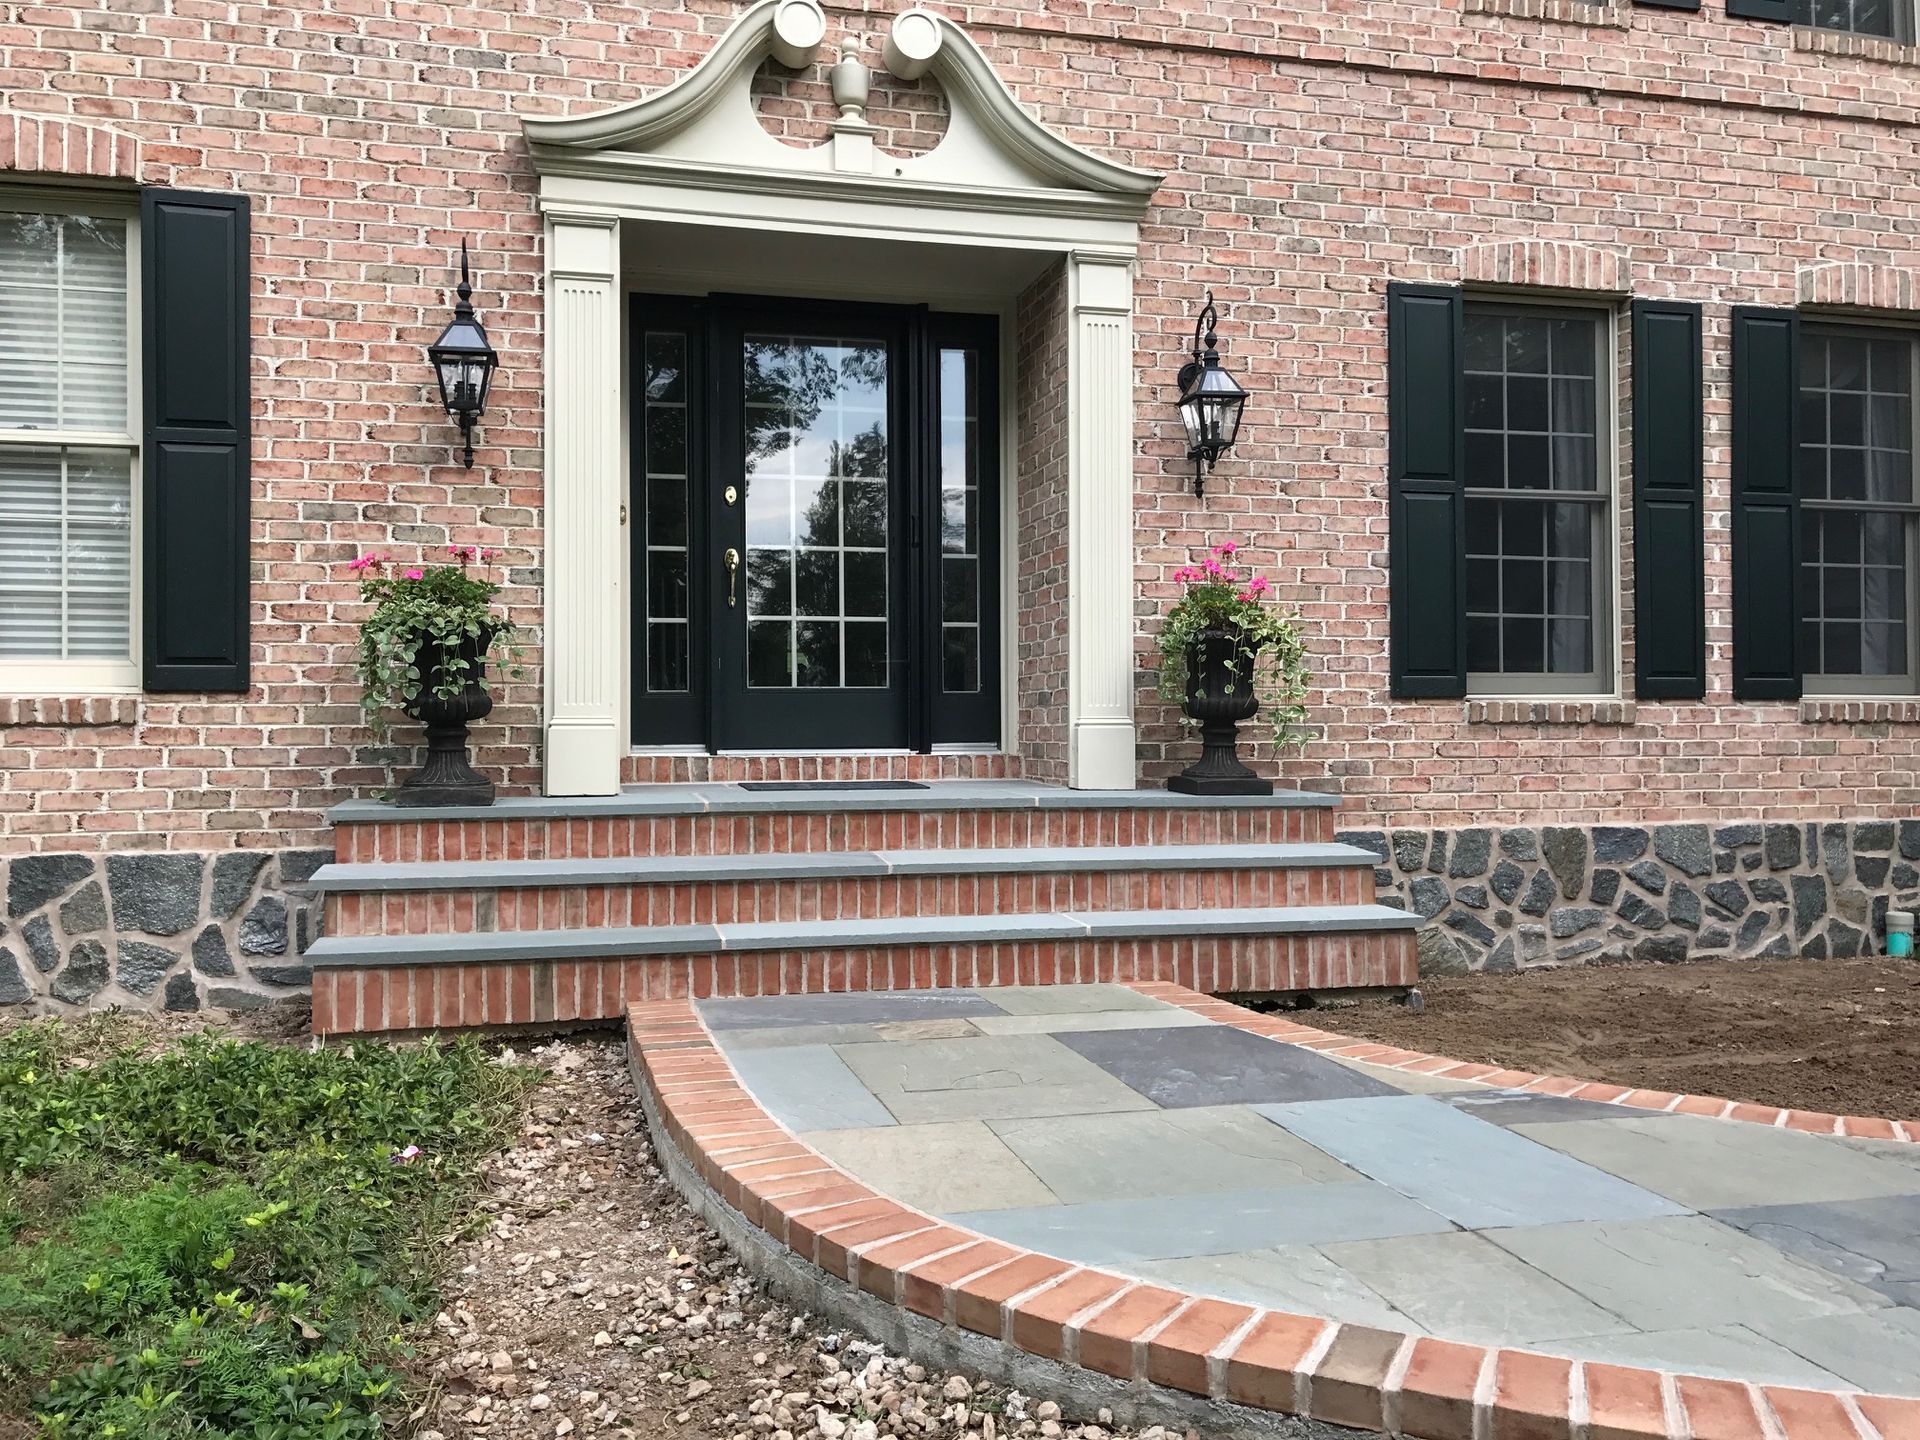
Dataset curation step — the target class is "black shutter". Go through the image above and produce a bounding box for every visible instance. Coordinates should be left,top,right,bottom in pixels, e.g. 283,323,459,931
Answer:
141,188,251,693
1730,305,1802,701
1631,300,1706,699
1637,0,1700,10
1727,0,1790,21
1388,283,1466,698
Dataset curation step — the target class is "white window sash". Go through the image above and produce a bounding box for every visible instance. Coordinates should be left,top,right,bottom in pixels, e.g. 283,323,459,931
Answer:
0,189,141,693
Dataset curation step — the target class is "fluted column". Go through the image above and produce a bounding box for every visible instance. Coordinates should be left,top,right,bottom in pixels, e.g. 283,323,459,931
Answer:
1066,254,1138,790
542,212,623,796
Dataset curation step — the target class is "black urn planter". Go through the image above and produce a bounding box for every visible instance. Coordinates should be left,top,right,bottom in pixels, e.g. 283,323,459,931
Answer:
396,627,497,807
1168,626,1274,797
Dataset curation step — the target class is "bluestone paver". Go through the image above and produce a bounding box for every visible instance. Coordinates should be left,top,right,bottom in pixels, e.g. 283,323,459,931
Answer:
718,1022,887,1050
1446,1089,1664,1127
700,989,1007,1031
1512,1113,1920,1210
947,1181,1456,1265
1059,1024,1404,1107
970,984,1172,1016
1483,1215,1892,1334
1709,1194,1920,1307
1133,1248,1425,1334
1320,1230,1632,1347
726,1044,898,1132
835,1033,1156,1124
802,1120,1058,1213
987,1106,1358,1203
1322,1053,1482,1094
1742,1307,1920,1396
1257,1095,1688,1228
968,1009,1214,1037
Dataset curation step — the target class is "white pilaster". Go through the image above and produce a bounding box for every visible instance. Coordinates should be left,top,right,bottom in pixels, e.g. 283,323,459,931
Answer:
1066,254,1138,790
542,212,623,797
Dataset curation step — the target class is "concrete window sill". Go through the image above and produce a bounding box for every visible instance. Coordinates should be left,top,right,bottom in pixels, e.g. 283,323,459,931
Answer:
1467,699,1637,725
1461,0,1629,28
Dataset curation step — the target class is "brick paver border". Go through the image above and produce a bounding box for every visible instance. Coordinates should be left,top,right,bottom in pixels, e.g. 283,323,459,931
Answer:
625,988,1920,1440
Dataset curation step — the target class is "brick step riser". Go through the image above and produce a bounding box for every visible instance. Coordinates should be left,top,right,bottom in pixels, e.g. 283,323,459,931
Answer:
621,753,1021,785
334,807,1336,864
322,864,1378,937
310,929,1419,1036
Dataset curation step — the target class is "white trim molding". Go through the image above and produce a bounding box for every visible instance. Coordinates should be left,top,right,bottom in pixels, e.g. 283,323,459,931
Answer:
541,212,623,796
520,0,1163,795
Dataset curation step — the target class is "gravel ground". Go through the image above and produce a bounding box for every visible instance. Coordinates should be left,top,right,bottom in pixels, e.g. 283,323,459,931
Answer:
413,1034,1186,1440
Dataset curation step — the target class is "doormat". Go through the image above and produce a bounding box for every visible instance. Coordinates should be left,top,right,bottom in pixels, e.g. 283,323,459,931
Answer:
736,780,930,792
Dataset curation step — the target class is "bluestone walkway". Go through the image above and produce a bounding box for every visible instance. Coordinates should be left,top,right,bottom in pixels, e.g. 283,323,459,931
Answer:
700,984,1920,1400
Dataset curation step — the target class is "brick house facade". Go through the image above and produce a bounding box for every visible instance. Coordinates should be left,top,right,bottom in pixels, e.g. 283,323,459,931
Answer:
4,0,1920,1013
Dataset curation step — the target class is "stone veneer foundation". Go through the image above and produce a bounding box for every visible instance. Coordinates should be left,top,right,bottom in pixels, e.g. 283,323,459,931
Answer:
1337,819,1919,975
0,849,328,1015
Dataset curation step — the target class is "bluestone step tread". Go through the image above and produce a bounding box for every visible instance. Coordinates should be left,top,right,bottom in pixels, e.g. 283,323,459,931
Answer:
305,903,1417,967
328,779,1340,825
308,842,1383,892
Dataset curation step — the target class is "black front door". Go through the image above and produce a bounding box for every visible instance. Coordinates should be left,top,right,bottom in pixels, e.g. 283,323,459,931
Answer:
712,303,910,749
630,294,999,752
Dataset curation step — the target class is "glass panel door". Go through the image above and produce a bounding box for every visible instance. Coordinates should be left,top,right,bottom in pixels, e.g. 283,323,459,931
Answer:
742,336,891,692
712,303,910,750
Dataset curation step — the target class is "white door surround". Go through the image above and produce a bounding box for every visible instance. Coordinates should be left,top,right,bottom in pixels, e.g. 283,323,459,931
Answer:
522,0,1162,796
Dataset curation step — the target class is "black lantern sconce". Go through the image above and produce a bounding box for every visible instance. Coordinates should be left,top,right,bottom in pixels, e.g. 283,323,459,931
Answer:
427,241,499,469
1174,291,1248,498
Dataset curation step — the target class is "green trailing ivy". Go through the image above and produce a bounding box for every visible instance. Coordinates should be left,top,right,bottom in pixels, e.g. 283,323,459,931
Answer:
350,546,518,741
1155,542,1314,749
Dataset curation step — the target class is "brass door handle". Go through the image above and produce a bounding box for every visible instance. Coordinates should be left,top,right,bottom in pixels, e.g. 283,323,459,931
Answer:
724,547,740,607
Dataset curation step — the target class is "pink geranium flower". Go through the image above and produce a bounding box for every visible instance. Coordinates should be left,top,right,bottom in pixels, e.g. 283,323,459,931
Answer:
348,552,386,573
404,567,425,580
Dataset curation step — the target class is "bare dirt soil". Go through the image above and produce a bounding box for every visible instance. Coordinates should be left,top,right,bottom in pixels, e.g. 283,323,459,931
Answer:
1319,957,1920,1120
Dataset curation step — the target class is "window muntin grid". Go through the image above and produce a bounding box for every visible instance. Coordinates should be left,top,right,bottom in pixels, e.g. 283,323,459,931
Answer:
1791,0,1912,41
939,347,984,695
1462,304,1609,692
642,329,692,694
1799,326,1918,692
742,335,890,690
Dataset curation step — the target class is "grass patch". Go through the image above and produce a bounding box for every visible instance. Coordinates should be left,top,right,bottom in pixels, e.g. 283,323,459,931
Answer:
0,1014,533,1438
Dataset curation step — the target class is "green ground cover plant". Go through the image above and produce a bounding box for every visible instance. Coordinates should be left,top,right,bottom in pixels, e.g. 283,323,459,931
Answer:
0,1016,532,1439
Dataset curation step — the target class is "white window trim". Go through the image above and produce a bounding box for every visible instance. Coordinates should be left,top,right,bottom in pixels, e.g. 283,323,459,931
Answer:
0,186,142,695
1460,293,1622,703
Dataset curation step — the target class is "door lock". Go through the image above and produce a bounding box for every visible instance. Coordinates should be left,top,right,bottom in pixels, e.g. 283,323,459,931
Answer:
724,547,740,607
724,485,738,506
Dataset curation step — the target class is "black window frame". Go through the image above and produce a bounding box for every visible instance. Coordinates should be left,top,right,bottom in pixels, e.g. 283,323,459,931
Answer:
1797,321,1920,696
1460,297,1615,698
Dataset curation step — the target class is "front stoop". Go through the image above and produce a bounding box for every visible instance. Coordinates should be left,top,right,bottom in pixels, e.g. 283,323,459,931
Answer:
306,783,1417,1036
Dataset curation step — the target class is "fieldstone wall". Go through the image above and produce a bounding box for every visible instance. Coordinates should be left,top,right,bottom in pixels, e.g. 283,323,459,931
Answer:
0,849,328,1015
1336,820,1919,975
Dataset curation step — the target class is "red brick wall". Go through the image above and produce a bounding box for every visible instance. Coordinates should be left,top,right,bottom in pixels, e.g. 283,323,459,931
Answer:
4,0,1920,852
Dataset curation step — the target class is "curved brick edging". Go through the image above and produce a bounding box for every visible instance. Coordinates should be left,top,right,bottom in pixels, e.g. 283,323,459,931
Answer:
1137,984,1917,1145
626,996,1920,1440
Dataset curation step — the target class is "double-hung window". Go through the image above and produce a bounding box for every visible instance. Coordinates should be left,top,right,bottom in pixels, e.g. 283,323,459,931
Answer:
1791,0,1914,40
1461,302,1612,694
1798,325,1917,693
0,197,139,690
